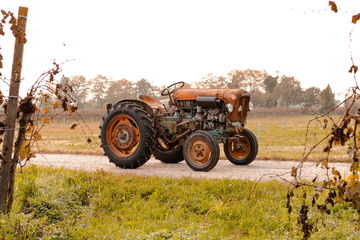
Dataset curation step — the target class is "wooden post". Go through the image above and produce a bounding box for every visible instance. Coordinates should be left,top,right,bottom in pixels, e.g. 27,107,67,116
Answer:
0,7,28,213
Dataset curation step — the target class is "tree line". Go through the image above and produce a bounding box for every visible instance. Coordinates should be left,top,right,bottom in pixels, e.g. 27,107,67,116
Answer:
64,69,336,113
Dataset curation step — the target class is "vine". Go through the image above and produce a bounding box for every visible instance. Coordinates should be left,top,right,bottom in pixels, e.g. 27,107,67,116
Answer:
287,2,360,239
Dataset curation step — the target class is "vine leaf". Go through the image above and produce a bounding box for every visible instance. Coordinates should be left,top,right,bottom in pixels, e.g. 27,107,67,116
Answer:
52,100,59,109
41,117,50,124
329,1,338,13
42,107,49,114
19,141,30,161
352,13,360,24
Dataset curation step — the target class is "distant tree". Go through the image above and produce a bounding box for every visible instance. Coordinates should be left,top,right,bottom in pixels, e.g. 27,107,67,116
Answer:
227,69,268,94
263,75,278,94
319,84,336,113
274,76,303,107
136,78,153,96
197,73,228,89
105,79,135,104
90,75,109,109
262,75,279,107
302,87,321,111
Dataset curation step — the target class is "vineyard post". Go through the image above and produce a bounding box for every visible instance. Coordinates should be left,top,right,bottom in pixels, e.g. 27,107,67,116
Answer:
0,7,28,213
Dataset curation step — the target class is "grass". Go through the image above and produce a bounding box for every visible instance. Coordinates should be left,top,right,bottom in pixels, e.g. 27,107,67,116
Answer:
34,115,350,162
1,165,359,239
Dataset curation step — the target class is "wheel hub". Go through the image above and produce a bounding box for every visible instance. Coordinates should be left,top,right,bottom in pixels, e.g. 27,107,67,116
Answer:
190,139,210,164
228,136,250,159
112,122,138,150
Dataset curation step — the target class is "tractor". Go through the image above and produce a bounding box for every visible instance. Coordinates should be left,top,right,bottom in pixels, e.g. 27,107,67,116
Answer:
99,82,258,171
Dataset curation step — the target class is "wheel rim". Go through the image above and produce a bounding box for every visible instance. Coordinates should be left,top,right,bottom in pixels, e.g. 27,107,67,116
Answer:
227,135,251,160
188,137,211,166
106,115,140,157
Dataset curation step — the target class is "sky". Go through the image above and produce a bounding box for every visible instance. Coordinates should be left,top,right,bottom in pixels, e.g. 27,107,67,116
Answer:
1,0,360,97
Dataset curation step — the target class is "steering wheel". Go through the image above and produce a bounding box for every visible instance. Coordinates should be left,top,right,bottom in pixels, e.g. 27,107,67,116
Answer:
161,81,185,96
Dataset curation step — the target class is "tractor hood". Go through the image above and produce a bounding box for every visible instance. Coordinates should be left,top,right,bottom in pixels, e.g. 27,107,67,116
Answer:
173,88,251,122
173,88,250,104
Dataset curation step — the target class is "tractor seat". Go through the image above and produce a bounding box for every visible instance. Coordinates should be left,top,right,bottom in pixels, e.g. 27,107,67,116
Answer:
138,95,166,113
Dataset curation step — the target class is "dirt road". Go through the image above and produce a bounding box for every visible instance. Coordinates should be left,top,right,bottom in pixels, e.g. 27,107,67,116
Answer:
30,154,351,181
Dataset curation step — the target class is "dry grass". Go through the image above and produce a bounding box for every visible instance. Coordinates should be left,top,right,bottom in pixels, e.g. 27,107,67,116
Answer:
34,115,351,162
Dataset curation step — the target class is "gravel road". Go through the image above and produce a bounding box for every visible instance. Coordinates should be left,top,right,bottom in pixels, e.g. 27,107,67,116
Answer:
30,154,351,181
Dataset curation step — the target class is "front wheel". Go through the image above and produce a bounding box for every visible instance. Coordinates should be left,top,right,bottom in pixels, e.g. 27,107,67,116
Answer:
224,128,258,165
183,130,219,172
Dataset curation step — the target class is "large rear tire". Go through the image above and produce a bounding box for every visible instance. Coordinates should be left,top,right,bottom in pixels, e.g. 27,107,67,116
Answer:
224,128,258,165
183,130,219,172
100,103,155,169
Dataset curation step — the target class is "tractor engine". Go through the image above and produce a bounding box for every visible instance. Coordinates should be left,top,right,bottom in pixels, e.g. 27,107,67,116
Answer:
176,96,226,131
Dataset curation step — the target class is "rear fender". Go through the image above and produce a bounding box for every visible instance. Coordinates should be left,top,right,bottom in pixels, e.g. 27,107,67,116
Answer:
110,99,154,118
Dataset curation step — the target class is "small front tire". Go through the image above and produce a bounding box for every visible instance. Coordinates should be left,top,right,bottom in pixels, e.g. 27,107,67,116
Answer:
224,128,258,165
183,131,220,171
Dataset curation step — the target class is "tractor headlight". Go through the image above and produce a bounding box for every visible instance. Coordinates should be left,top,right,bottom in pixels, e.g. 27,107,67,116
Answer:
226,103,233,112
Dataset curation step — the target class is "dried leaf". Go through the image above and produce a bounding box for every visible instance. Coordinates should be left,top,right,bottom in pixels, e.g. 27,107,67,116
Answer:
291,167,297,177
42,107,49,114
26,124,33,134
70,124,78,130
52,101,59,109
349,65,358,74
352,13,360,24
0,90,3,105
323,118,328,129
34,132,42,141
331,167,340,176
69,106,78,112
42,117,50,124
19,141,30,161
328,1,338,13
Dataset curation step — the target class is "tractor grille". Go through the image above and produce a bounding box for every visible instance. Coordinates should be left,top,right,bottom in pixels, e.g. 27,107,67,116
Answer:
239,96,250,120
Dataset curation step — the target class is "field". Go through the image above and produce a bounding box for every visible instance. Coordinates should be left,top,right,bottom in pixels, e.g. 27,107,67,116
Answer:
35,115,350,162
1,166,359,239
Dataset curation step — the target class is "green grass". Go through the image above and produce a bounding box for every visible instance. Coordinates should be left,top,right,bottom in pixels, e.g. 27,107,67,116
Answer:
35,115,350,162
1,166,360,239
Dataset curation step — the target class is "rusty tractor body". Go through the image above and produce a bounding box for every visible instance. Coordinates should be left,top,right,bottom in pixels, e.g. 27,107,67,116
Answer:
100,81,258,171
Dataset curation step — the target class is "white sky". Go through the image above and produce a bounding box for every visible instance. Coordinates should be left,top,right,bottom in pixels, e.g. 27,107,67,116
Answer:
1,0,360,97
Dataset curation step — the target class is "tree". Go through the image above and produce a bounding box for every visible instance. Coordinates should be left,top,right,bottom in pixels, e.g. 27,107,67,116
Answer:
273,75,303,107
263,75,279,107
135,78,153,97
227,69,268,94
263,75,278,94
196,73,228,89
90,75,109,109
302,87,321,111
319,84,335,113
105,79,136,104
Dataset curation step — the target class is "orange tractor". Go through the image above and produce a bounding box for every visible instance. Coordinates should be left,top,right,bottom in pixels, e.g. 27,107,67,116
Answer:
100,82,258,171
